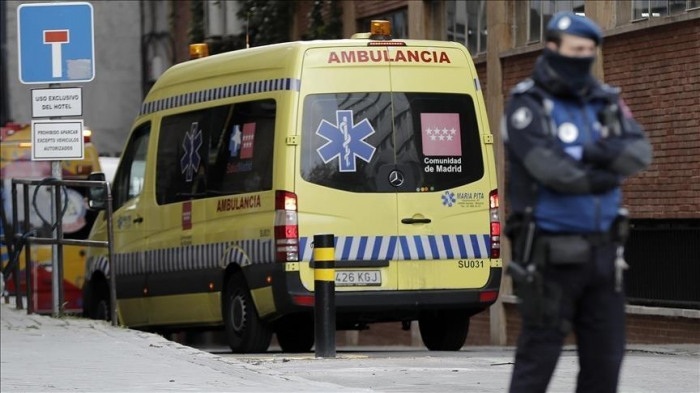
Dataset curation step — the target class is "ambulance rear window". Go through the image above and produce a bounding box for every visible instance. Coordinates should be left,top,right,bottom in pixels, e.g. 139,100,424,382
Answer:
393,92,484,191
300,92,483,193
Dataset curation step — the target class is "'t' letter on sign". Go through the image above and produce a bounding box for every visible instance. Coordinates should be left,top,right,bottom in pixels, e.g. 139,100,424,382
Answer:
43,30,70,78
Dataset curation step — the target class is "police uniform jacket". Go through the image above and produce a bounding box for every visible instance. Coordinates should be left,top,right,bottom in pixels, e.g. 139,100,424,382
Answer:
503,57,653,234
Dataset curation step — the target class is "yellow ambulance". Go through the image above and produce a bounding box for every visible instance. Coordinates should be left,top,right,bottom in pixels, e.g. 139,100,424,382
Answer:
85,21,501,353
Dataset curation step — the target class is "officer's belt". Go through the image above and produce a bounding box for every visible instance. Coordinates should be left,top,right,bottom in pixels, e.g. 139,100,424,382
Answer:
537,231,614,246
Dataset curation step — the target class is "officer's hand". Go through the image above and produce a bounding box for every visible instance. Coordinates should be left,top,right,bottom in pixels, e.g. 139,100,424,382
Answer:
582,138,624,166
588,169,620,194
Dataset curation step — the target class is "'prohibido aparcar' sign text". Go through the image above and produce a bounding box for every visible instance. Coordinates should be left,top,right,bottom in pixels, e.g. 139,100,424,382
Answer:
31,119,84,161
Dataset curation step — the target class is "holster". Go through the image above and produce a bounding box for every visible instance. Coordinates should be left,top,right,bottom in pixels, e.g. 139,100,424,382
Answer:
515,276,562,328
536,235,592,266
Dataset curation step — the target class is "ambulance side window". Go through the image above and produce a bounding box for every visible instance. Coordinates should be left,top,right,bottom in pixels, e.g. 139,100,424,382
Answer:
113,123,150,211
155,99,275,205
207,99,276,196
157,109,210,205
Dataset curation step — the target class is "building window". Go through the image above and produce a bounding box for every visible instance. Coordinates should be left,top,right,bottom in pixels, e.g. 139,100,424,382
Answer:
633,0,699,19
358,8,408,39
446,0,487,55
528,0,585,43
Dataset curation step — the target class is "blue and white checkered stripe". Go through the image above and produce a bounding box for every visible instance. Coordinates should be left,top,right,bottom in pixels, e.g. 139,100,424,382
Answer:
299,234,491,262
90,255,111,276
139,78,301,116
88,239,275,277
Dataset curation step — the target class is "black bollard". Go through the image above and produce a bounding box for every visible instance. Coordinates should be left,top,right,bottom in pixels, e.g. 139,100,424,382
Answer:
313,234,336,358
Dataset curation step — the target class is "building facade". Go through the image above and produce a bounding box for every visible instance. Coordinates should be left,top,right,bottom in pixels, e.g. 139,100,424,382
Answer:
286,0,700,346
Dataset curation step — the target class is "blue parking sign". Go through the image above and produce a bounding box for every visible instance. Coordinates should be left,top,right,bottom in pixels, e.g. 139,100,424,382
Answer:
17,2,95,84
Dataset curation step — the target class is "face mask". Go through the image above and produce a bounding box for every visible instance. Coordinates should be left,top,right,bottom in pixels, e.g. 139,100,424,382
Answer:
542,47,595,91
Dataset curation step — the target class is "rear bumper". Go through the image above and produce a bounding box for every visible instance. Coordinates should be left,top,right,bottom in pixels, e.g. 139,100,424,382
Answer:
252,264,502,322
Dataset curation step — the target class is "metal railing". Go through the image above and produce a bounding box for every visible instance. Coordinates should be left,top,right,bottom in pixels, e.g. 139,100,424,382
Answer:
625,219,700,310
2,178,117,325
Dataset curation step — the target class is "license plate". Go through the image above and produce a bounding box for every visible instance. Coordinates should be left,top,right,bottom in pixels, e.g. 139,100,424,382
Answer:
335,270,381,287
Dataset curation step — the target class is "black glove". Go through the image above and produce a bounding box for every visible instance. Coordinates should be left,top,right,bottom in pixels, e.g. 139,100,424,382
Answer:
582,138,624,167
587,169,620,194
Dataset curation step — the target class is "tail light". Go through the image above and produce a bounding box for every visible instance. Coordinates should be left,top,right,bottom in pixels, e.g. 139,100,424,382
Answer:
479,290,499,303
275,190,299,262
489,189,500,259
83,129,92,143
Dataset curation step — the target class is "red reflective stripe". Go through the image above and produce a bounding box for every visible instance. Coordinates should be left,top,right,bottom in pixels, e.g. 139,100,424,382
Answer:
292,295,315,306
44,31,68,43
479,290,498,303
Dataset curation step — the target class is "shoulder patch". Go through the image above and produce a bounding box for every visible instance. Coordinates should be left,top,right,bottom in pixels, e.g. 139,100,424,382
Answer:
511,79,535,95
600,84,621,94
511,107,533,130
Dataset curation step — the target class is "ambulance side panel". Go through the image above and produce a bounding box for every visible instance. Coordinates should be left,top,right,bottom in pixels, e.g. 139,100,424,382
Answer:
130,52,303,327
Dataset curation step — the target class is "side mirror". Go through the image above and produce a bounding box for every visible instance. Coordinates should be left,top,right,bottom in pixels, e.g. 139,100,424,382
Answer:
87,172,107,211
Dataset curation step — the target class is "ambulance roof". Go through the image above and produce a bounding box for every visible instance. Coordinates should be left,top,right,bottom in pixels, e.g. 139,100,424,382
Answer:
146,39,467,103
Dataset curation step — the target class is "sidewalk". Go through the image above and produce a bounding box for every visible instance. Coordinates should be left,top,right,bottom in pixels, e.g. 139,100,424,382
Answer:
2,301,699,392
0,303,363,392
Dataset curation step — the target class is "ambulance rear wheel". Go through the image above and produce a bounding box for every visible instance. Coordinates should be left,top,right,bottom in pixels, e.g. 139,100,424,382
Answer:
89,280,111,322
223,273,272,353
419,310,470,351
275,313,314,353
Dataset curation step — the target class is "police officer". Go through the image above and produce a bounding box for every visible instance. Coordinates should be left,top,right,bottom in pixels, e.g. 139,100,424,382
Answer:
503,12,652,393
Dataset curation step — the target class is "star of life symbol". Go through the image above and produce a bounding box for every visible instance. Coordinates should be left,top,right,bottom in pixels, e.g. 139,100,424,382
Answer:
442,191,456,207
316,110,376,172
181,122,202,182
229,125,242,157
228,123,256,159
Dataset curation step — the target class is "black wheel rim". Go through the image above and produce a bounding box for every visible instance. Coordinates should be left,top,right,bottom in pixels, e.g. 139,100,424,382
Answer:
229,291,247,334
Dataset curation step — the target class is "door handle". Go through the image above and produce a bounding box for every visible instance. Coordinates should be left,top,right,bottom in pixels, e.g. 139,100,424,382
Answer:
133,216,143,224
401,218,431,224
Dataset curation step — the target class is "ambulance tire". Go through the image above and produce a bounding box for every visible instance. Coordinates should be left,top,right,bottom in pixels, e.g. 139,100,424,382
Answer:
274,313,315,353
223,273,273,353
418,310,470,351
89,280,111,322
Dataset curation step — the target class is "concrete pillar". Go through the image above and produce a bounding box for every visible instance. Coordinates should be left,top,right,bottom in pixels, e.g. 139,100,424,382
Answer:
342,1,357,38
411,321,422,347
486,0,513,347
586,0,617,81
344,330,359,347
408,0,426,39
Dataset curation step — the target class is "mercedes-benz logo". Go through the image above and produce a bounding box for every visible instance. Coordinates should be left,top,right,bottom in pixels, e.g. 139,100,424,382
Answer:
389,170,404,187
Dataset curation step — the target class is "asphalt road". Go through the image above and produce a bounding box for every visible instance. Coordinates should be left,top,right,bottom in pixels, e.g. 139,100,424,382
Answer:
203,345,700,393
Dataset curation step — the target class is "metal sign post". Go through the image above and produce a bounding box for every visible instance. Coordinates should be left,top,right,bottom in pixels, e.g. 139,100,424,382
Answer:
51,162,61,316
18,2,95,318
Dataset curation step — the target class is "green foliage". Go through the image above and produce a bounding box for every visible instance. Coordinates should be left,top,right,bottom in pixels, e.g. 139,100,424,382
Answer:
189,0,205,44
326,0,343,39
236,0,296,47
302,1,343,41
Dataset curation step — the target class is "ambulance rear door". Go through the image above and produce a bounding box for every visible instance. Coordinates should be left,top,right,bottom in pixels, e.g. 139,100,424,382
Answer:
296,46,399,292
388,46,492,291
